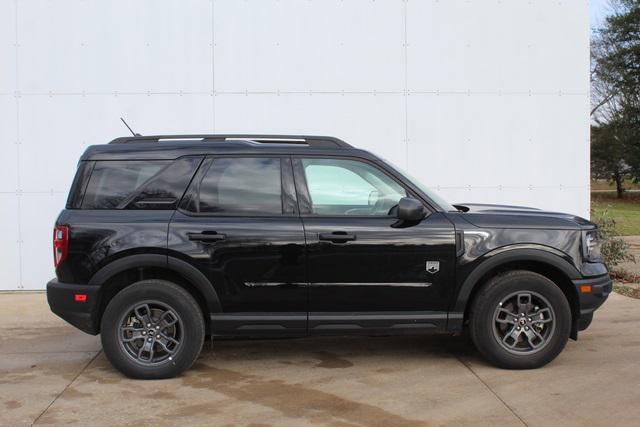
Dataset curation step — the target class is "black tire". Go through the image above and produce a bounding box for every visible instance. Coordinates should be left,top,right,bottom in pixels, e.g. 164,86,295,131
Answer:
469,270,571,369
100,280,205,379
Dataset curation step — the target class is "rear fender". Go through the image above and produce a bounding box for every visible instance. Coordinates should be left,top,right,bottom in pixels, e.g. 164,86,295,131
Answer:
89,254,222,314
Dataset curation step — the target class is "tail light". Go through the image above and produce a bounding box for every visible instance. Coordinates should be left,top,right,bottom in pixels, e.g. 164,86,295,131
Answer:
53,225,69,267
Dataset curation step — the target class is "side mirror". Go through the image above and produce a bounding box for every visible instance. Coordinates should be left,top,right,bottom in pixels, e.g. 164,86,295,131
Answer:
397,197,427,222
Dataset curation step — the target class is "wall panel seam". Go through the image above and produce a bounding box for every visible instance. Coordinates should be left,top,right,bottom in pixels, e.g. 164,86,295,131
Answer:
14,0,22,289
211,0,216,132
5,91,589,97
403,0,409,171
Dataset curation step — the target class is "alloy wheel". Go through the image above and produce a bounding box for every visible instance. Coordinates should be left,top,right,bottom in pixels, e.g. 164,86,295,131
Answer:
117,300,183,366
492,291,556,354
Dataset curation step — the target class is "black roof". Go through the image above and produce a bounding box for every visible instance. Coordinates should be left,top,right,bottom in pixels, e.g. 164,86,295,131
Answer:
81,134,372,161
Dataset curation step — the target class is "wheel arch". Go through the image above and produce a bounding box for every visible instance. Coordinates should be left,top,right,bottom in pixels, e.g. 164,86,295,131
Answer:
453,248,581,338
89,254,221,333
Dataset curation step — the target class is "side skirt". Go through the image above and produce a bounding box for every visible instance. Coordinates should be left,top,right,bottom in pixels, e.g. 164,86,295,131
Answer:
309,312,448,335
210,312,450,337
210,313,306,337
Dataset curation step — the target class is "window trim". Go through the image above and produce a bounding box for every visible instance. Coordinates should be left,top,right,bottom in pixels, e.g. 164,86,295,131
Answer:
291,155,432,218
281,157,299,215
177,154,296,218
66,160,95,209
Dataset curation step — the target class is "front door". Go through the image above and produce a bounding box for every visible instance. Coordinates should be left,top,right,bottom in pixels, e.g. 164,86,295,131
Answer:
169,156,307,336
292,157,456,333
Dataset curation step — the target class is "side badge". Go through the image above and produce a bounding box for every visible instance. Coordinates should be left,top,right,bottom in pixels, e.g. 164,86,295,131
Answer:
426,261,440,274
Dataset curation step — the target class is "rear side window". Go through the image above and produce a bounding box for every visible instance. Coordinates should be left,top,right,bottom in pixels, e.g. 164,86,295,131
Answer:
82,161,169,209
123,156,203,210
181,157,283,215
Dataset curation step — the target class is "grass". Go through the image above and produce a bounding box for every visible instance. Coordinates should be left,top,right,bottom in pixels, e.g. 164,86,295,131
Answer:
610,268,640,283
591,191,640,236
611,271,640,299
591,180,640,297
591,179,640,192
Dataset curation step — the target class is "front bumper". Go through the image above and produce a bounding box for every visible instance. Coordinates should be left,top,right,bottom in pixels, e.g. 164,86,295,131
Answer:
46,279,100,335
572,273,612,331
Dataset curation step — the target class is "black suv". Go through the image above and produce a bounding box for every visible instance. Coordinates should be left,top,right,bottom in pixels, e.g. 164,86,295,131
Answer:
47,134,611,379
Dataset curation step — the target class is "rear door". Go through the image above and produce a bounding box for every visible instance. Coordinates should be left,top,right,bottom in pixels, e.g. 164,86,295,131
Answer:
168,156,307,336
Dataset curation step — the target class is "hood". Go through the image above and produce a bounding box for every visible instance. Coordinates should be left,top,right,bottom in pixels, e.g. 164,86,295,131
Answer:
453,203,593,230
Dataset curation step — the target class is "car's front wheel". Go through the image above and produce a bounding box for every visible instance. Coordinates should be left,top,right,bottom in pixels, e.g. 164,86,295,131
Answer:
469,270,571,369
101,280,205,379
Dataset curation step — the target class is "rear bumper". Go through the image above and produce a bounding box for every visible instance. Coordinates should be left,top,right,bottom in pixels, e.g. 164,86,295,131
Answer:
572,274,612,331
46,279,100,335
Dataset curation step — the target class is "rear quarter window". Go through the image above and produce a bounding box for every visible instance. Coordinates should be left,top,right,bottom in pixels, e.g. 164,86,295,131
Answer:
81,161,170,209
123,156,203,210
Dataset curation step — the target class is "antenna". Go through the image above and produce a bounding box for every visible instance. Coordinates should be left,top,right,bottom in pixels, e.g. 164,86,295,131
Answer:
120,117,141,136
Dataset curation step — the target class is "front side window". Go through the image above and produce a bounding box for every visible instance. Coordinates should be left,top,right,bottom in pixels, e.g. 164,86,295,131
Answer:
184,157,283,215
301,158,407,216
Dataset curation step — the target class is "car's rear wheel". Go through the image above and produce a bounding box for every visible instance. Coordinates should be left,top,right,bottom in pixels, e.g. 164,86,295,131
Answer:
469,270,571,369
101,280,204,379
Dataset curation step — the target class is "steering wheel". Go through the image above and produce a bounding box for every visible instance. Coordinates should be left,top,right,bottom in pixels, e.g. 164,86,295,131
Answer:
343,192,397,216
371,193,388,214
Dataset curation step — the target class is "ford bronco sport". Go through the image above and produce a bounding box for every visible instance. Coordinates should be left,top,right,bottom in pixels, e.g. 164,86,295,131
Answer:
47,134,611,379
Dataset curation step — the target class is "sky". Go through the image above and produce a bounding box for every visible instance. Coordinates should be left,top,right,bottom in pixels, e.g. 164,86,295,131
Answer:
590,0,612,29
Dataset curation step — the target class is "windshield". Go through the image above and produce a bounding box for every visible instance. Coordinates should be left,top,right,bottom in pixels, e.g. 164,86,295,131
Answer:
378,158,458,212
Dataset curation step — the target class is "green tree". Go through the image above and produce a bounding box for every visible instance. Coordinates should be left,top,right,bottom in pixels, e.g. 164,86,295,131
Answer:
591,122,632,197
591,0,640,197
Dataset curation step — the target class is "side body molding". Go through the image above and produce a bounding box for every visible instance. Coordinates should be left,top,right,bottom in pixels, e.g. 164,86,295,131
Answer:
88,253,222,314
450,247,581,323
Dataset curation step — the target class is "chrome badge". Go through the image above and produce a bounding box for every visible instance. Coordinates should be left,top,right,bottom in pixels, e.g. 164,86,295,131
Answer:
426,261,440,274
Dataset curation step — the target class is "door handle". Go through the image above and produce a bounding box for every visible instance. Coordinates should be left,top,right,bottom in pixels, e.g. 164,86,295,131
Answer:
188,232,226,242
318,232,357,243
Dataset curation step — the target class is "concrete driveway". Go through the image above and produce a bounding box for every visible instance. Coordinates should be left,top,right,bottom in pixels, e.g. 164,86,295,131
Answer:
1,292,638,426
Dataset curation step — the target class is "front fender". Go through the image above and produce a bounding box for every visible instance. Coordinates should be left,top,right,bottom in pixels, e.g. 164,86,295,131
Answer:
451,245,581,315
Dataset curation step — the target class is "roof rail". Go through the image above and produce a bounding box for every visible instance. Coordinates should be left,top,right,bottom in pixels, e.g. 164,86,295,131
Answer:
108,134,352,149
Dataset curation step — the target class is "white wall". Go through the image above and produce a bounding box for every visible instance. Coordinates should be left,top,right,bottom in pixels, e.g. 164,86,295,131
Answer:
0,0,590,290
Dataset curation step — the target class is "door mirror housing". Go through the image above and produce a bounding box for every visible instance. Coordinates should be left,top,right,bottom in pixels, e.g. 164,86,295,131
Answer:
396,197,427,222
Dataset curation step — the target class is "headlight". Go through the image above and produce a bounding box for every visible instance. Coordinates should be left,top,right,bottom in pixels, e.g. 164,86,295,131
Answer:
582,230,602,262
